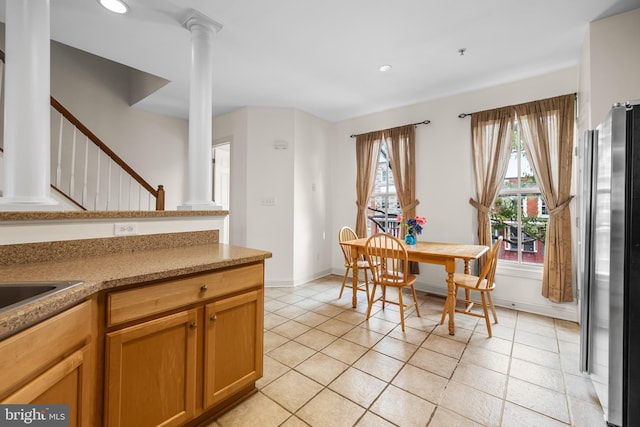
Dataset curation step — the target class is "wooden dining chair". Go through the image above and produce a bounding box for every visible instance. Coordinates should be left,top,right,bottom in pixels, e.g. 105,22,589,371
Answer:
440,236,503,337
338,226,372,301
364,233,421,331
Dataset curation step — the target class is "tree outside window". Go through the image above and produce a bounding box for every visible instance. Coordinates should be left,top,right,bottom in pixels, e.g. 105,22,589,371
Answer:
368,140,401,236
491,123,547,264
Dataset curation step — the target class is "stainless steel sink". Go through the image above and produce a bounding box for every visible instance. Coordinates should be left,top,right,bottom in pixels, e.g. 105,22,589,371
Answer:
0,281,84,313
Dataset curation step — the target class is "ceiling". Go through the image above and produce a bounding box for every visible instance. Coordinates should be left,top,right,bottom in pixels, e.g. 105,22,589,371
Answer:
1,0,639,122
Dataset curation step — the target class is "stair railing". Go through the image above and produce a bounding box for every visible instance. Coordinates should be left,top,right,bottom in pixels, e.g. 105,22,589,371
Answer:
0,49,165,211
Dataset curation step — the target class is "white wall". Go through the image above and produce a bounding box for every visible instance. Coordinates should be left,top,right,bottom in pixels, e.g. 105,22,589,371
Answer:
331,67,578,320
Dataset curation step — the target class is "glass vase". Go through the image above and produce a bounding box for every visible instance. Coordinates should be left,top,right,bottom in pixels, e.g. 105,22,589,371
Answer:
404,233,416,246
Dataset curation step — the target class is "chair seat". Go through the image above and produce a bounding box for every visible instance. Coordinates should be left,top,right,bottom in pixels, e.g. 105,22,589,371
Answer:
453,273,495,291
380,272,416,287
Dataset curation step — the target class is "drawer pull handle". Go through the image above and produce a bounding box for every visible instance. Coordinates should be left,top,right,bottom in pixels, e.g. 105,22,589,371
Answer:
200,285,208,292
210,315,217,322
189,322,197,329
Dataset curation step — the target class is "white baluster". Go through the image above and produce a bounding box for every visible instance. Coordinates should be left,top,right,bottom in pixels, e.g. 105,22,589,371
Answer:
118,169,123,210
95,150,101,210
69,128,77,197
82,137,89,206
106,160,112,210
56,114,63,187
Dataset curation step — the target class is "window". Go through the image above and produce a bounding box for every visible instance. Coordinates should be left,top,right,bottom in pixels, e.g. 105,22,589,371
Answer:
368,140,401,236
491,123,547,265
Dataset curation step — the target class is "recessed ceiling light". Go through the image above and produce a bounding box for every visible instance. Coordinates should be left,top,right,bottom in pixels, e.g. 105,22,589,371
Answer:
98,0,128,14
379,64,392,72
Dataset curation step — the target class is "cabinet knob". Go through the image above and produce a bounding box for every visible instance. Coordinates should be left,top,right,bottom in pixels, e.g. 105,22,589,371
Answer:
200,285,208,292
210,315,217,322
189,322,197,329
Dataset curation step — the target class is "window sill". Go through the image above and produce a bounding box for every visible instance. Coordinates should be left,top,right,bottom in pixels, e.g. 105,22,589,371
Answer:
496,262,543,280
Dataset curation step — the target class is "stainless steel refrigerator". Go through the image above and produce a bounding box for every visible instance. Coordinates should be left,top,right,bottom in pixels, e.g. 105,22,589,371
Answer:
580,100,640,427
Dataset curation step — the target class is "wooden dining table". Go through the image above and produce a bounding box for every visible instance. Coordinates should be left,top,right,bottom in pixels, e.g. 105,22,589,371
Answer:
341,238,488,335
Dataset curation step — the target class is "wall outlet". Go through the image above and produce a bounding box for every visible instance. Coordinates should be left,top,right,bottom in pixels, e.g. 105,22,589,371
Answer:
114,223,138,236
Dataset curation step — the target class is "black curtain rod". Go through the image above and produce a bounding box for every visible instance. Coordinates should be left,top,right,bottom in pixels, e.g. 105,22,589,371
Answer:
350,120,430,138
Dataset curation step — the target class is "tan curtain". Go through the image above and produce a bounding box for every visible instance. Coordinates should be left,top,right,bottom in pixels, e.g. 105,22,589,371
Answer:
355,132,383,237
386,124,420,273
514,94,575,302
470,107,514,267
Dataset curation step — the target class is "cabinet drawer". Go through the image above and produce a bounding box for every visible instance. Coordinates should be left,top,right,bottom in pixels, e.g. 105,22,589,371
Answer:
107,263,263,327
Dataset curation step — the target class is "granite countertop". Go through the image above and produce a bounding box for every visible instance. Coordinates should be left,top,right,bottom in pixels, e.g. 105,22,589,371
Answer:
0,242,272,339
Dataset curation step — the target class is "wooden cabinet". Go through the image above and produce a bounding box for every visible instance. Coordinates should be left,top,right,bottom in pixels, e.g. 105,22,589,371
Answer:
0,300,95,427
103,263,264,427
204,289,263,408
105,309,198,427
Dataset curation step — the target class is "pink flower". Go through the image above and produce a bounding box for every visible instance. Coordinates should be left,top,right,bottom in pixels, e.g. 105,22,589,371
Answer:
397,215,403,222
415,216,427,225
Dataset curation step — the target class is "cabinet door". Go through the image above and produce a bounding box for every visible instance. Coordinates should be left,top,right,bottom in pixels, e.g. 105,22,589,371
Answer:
105,309,198,427
204,289,263,408
1,346,93,427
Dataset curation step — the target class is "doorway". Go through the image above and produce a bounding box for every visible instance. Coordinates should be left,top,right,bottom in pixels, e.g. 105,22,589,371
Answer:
212,141,230,243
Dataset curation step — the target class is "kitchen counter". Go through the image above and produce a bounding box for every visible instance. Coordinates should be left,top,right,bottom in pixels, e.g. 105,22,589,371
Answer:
0,235,271,339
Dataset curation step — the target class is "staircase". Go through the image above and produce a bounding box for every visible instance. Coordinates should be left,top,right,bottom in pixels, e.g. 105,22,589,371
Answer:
0,50,165,211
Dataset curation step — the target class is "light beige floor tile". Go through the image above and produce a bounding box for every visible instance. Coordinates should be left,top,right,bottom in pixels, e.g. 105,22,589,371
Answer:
431,324,473,344
509,358,565,392
409,347,459,378
559,353,583,377
275,304,310,319
422,334,467,359
511,342,561,370
294,328,338,351
296,352,348,386
428,407,484,427
440,381,503,427
329,367,387,408
563,372,601,406
334,309,368,325
353,350,405,382
215,391,291,427
392,363,448,404
516,320,557,339
267,340,316,368
264,312,290,329
372,335,419,362
256,355,290,389
263,330,290,353
355,411,396,426
460,346,511,374
468,333,513,356
294,298,324,311
264,299,288,313
312,303,346,317
506,377,570,423
361,316,398,334
315,318,356,336
321,338,369,365
501,401,568,427
297,388,366,427
265,288,289,299
277,293,308,304
388,324,429,345
403,315,439,332
472,323,516,341
451,362,507,398
293,310,331,328
370,385,436,427
280,415,309,427
567,395,606,427
514,330,559,353
271,320,312,339
262,370,323,412
517,311,555,328
342,326,386,348
558,339,580,360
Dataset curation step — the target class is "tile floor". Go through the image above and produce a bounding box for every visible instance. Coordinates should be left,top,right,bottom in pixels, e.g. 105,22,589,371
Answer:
207,275,605,427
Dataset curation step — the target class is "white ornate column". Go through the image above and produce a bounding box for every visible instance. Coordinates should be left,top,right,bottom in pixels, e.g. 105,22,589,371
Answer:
0,0,59,210
178,10,223,210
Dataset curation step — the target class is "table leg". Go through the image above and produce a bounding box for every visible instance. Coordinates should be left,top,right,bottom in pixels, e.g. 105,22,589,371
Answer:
352,253,359,308
445,262,456,335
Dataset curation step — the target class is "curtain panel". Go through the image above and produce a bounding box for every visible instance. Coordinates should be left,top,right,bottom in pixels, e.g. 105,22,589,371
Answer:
354,132,384,238
386,124,420,273
514,94,575,302
469,107,514,268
